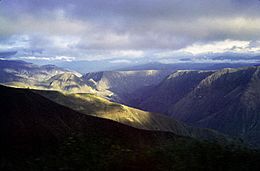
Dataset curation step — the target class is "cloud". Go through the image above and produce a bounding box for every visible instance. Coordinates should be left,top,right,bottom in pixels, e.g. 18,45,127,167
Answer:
182,40,251,55
19,56,75,62
0,0,260,62
110,50,144,58
109,59,132,64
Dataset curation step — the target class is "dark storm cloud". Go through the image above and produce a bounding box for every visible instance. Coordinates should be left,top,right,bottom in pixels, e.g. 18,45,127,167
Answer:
3,0,260,19
0,0,260,60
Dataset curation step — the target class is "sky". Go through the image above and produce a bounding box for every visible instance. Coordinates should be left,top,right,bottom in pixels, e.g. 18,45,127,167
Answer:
0,0,260,63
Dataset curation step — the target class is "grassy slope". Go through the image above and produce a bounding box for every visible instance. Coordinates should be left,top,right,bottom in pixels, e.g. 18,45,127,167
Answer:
1,85,260,170
35,90,236,144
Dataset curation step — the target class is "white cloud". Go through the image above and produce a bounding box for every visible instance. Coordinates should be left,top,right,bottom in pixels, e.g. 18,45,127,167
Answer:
110,50,144,58
109,59,132,63
181,40,251,55
50,36,80,49
19,55,75,61
154,50,189,58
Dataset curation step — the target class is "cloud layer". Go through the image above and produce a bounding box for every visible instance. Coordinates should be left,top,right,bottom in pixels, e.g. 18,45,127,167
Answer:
0,0,260,62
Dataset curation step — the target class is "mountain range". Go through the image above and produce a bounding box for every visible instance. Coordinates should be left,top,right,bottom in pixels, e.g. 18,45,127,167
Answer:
113,66,260,147
0,60,236,142
1,59,260,169
1,59,260,147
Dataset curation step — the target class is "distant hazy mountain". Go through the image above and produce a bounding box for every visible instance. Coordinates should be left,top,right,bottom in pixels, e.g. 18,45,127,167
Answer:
2,85,259,170
0,60,80,85
120,62,260,71
212,55,260,61
52,59,136,73
0,51,17,58
0,60,91,92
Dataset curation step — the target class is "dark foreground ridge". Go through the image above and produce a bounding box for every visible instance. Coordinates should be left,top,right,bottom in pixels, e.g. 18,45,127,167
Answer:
0,85,260,170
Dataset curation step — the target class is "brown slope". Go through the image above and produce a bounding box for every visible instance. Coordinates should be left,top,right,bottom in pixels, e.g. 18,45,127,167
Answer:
35,89,234,144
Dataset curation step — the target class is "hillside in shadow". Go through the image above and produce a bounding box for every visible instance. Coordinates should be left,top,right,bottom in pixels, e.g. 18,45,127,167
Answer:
1,85,260,170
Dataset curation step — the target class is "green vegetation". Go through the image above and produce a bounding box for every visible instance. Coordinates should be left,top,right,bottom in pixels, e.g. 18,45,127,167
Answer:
36,90,234,144
6,135,260,171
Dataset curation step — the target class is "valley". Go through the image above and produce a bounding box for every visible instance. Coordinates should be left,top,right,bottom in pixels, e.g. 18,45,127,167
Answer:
1,60,260,147
1,59,260,170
